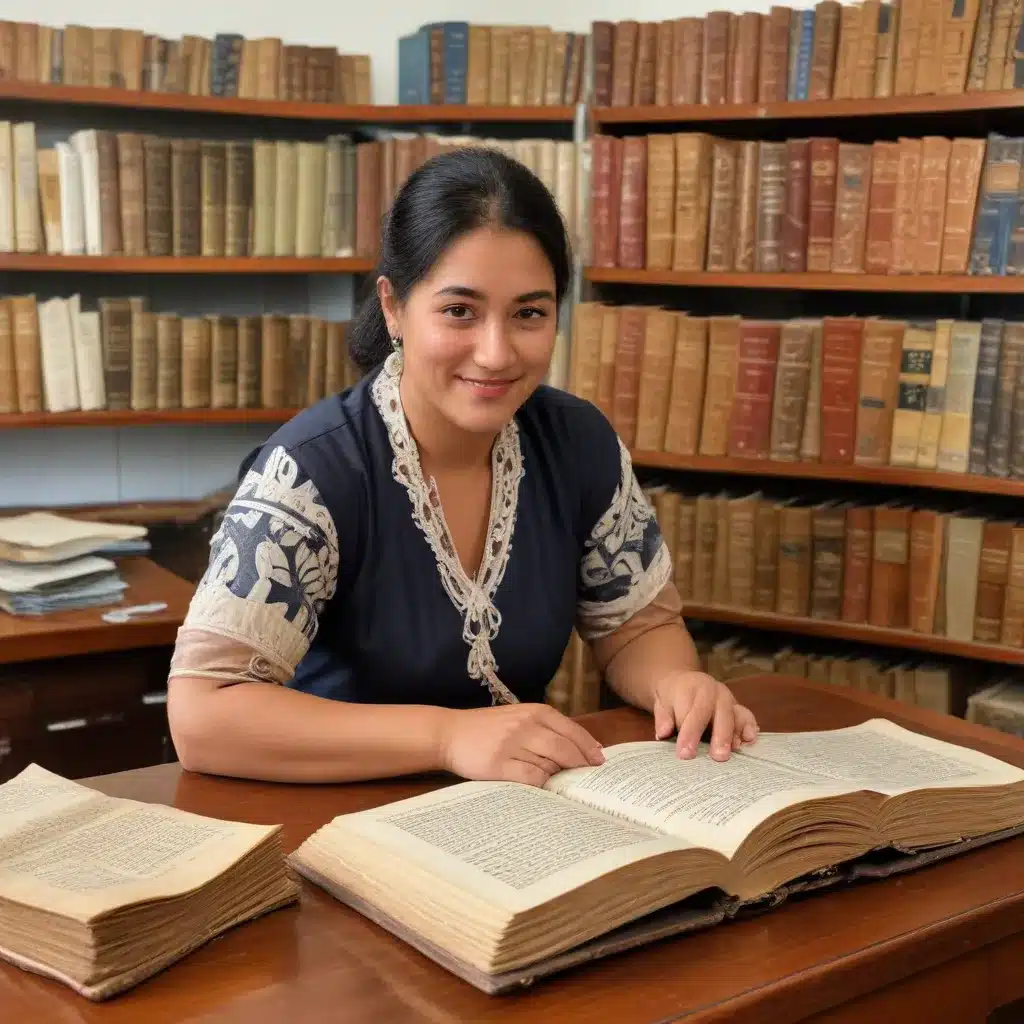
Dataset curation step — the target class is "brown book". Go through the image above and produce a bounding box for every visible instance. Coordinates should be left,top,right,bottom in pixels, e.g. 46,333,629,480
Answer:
731,12,762,103
180,316,211,409
98,297,133,410
755,142,787,272
809,0,842,98
590,135,624,269
915,136,952,273
940,138,987,274
617,137,647,269
200,140,227,258
759,6,792,101
9,295,41,414
0,299,17,415
591,22,615,105
611,306,647,447
645,135,676,271
115,133,146,258
705,138,739,272
235,316,261,409
913,0,946,93
595,307,620,421
874,1,901,96
975,520,1014,642
653,23,674,105
831,142,872,273
820,317,864,464
260,315,288,408
726,493,760,608
841,505,874,623
753,500,780,611
692,494,717,603
781,140,811,272
209,316,238,409
889,322,936,466
769,320,815,460
671,19,704,104
1000,527,1024,646
287,316,311,407
155,315,182,410
864,140,901,274
568,302,603,406
324,320,348,397
698,316,741,456
889,137,923,275
143,136,172,257
354,142,381,261
732,141,759,272
674,496,698,599
945,514,985,640
671,133,713,271
810,504,847,620
869,505,912,629
632,22,658,105
777,505,814,616
894,0,925,93
854,319,906,466
806,138,839,272
225,140,254,258
129,309,156,411
711,493,732,606
909,509,946,633
701,12,731,104
728,321,782,459
633,309,677,451
832,2,863,99
986,322,1024,478
663,316,710,455
170,138,201,257
307,318,327,405
610,21,639,105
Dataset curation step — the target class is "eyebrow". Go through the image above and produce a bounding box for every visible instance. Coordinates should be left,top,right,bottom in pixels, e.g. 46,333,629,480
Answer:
434,285,556,303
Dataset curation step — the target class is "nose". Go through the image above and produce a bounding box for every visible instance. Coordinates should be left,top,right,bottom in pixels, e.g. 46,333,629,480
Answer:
473,316,517,372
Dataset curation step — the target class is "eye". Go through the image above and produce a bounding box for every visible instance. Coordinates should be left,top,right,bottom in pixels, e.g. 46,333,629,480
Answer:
516,306,547,320
441,304,475,320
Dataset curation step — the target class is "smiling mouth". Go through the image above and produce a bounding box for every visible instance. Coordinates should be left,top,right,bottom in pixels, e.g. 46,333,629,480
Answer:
457,376,520,387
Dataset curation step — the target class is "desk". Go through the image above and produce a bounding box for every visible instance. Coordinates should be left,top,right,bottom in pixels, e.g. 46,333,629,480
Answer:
0,558,195,782
3,676,1023,1023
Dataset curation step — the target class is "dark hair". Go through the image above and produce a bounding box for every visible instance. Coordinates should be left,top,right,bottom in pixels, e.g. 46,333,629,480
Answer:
347,146,573,373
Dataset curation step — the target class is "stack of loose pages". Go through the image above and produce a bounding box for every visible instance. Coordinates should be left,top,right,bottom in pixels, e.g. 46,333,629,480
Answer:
0,511,149,614
0,764,298,999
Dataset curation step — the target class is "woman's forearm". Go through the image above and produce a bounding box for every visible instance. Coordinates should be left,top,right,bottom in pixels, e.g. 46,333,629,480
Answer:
601,621,702,710
168,678,452,783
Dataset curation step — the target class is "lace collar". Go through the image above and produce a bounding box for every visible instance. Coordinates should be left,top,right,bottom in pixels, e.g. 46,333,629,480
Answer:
370,355,525,705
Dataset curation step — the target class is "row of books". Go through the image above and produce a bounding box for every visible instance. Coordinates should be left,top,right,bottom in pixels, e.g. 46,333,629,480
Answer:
0,19,372,103
590,131,1021,277
697,633,1024,726
570,306,1024,481
0,294,358,415
643,484,1024,647
592,0,1019,108
0,123,584,263
397,23,586,107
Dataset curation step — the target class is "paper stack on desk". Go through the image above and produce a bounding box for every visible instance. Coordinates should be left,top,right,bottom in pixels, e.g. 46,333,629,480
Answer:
0,512,149,615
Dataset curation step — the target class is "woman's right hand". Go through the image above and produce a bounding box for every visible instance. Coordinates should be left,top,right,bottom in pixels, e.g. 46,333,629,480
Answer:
438,703,606,787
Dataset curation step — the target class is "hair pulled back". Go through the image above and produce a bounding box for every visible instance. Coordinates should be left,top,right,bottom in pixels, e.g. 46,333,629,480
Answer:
347,146,572,373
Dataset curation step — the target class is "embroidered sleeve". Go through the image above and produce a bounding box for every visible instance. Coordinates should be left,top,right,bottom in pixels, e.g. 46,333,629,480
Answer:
576,438,673,641
169,444,339,686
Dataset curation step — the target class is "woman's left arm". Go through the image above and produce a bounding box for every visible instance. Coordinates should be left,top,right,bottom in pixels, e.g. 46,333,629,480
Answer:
576,435,758,761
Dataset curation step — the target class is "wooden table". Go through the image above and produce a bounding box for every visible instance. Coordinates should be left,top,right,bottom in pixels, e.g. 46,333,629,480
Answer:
0,558,195,782
0,556,195,665
3,676,1024,1023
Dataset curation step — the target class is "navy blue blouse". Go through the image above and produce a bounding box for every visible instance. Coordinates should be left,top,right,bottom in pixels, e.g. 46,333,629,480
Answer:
172,357,671,709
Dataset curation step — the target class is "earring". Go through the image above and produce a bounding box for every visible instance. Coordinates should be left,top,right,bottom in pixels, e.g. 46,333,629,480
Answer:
385,334,403,375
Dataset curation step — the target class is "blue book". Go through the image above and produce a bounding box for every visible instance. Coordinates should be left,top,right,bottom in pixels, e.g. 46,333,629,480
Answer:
794,10,815,100
397,30,430,104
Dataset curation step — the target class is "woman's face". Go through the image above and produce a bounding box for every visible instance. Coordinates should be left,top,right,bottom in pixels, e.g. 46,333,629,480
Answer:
380,224,558,436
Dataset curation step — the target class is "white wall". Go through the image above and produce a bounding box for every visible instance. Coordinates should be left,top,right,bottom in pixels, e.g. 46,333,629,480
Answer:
0,0,758,509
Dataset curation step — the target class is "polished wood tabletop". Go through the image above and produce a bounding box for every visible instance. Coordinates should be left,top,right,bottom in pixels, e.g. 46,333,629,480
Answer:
4,676,1024,1023
0,557,195,665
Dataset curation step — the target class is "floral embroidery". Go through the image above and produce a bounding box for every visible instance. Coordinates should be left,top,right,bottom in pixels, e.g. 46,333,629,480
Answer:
577,438,672,640
370,357,524,705
172,445,340,681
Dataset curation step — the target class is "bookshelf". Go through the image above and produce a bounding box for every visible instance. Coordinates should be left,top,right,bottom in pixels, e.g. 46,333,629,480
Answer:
572,13,1024,720
0,81,577,125
0,408,298,429
0,255,375,274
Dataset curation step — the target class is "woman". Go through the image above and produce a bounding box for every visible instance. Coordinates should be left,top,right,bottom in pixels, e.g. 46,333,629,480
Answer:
167,146,758,785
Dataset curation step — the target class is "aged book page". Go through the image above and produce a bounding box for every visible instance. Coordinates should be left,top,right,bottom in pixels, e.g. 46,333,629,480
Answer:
295,780,720,913
0,765,283,922
546,719,1024,857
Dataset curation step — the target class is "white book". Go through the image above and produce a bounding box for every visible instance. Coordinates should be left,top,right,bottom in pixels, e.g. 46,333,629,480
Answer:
37,296,80,412
55,141,85,255
70,129,102,256
0,121,13,253
69,298,106,410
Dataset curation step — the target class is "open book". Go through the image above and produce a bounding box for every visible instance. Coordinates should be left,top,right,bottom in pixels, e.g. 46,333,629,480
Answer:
0,765,298,1000
290,718,1024,993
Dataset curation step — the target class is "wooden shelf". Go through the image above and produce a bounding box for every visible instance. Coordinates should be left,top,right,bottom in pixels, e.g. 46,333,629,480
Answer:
592,89,1024,124
681,603,1024,666
0,254,374,274
632,451,1024,498
585,267,1024,292
0,81,575,123
0,408,299,428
